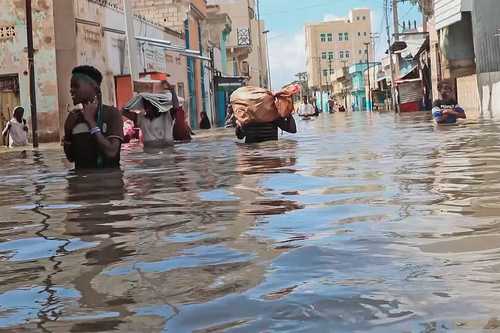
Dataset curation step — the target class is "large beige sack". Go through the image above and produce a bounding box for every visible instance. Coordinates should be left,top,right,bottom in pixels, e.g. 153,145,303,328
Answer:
275,84,300,118
230,84,300,126
230,87,278,126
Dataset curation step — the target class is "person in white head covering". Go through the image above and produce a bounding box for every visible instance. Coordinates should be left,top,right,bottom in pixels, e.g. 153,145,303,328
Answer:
2,106,28,147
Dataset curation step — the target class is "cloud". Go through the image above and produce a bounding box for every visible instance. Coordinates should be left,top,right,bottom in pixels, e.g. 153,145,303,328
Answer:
323,14,339,22
268,30,306,90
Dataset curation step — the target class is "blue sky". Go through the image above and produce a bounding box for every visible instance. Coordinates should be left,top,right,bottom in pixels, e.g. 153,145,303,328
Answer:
259,0,421,89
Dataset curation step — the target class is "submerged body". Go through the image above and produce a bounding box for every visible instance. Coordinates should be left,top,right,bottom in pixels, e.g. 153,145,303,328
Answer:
236,116,297,144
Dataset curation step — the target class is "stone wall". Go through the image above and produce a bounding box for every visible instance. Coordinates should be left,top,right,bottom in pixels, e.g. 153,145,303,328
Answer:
132,0,188,33
0,0,60,142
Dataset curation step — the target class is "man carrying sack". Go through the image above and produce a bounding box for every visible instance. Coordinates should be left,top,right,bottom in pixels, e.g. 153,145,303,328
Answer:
231,85,299,144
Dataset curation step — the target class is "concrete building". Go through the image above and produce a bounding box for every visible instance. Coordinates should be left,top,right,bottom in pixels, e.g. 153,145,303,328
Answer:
427,0,500,115
332,67,352,111
305,8,373,110
207,0,269,89
0,0,189,142
130,0,209,128
206,4,233,126
349,63,369,111
0,0,59,142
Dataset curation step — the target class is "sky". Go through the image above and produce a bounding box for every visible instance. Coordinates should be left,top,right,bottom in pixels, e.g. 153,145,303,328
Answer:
258,0,421,90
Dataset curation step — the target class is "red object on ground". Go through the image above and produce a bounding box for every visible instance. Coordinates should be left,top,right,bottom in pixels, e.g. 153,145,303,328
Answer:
399,101,421,112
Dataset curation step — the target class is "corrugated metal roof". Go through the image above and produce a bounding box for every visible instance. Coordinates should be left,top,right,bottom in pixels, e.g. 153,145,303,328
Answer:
434,0,473,30
435,0,462,30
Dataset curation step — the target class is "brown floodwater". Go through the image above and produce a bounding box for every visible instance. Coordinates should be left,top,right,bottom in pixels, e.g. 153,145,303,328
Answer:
1,112,500,332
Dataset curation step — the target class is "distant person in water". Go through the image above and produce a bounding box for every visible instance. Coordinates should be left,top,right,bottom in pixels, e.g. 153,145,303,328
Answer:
2,106,28,147
123,80,179,147
236,116,297,144
297,95,315,116
63,65,123,169
199,111,211,129
432,80,466,124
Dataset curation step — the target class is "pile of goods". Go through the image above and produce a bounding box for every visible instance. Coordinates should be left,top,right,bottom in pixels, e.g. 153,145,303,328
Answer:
230,84,301,126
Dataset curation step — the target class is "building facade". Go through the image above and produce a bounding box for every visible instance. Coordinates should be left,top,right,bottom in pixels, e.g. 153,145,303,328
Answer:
0,0,59,142
349,63,369,111
130,0,209,128
305,8,374,98
428,0,500,115
207,0,269,89
0,0,190,142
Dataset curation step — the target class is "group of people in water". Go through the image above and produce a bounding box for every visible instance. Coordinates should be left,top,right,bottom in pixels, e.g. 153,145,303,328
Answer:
1,65,466,170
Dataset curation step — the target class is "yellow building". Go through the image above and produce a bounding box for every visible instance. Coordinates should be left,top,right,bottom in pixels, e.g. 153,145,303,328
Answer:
208,0,269,88
305,8,373,96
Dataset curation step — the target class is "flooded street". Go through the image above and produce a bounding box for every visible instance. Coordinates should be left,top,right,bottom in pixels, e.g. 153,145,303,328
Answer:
2,112,500,332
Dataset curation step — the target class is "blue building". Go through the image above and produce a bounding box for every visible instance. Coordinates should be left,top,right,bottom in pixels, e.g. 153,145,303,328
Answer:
349,63,368,111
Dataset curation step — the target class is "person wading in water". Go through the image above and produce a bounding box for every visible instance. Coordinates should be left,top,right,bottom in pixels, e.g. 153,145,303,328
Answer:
236,116,297,144
63,66,124,169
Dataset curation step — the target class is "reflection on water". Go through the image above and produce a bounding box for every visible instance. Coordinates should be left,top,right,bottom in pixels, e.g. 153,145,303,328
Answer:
2,113,500,331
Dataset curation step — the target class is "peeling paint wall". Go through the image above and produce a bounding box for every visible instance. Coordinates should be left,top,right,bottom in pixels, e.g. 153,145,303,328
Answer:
0,0,60,142
73,0,188,107
1,0,189,142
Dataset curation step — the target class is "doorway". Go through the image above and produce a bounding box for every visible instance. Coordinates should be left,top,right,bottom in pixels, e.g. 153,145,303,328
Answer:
0,75,20,146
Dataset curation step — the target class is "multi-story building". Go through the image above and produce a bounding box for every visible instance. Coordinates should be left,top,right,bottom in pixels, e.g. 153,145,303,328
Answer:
130,0,209,128
425,0,500,115
206,4,234,126
305,8,373,110
207,0,269,89
0,0,188,142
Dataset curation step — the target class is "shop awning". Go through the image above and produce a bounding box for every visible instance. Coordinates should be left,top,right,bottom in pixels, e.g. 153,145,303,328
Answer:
434,0,473,30
215,76,246,89
135,36,211,61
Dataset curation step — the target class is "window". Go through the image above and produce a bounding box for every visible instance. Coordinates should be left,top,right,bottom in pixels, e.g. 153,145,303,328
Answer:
329,69,335,75
323,69,328,77
365,49,368,54
359,49,362,55
177,83,185,98
344,32,349,41
364,32,367,36
358,32,361,37
320,33,326,42
321,52,327,59
363,16,366,20
338,33,343,41
328,51,334,60
357,16,360,21
346,51,350,58
340,51,344,58
327,33,333,42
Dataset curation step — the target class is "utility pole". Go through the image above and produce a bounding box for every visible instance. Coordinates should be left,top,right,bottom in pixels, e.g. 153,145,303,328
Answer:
256,0,264,87
123,0,139,82
25,0,38,148
328,58,333,93
341,59,348,110
364,42,371,112
317,57,323,112
263,30,272,90
385,0,397,112
392,0,400,80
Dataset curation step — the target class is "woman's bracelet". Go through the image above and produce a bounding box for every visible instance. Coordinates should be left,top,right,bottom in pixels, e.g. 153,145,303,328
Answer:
90,127,101,135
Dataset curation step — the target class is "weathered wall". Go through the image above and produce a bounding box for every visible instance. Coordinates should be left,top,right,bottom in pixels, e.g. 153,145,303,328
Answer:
131,0,188,33
72,0,188,107
0,0,60,142
53,0,77,138
456,74,480,115
470,0,500,116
